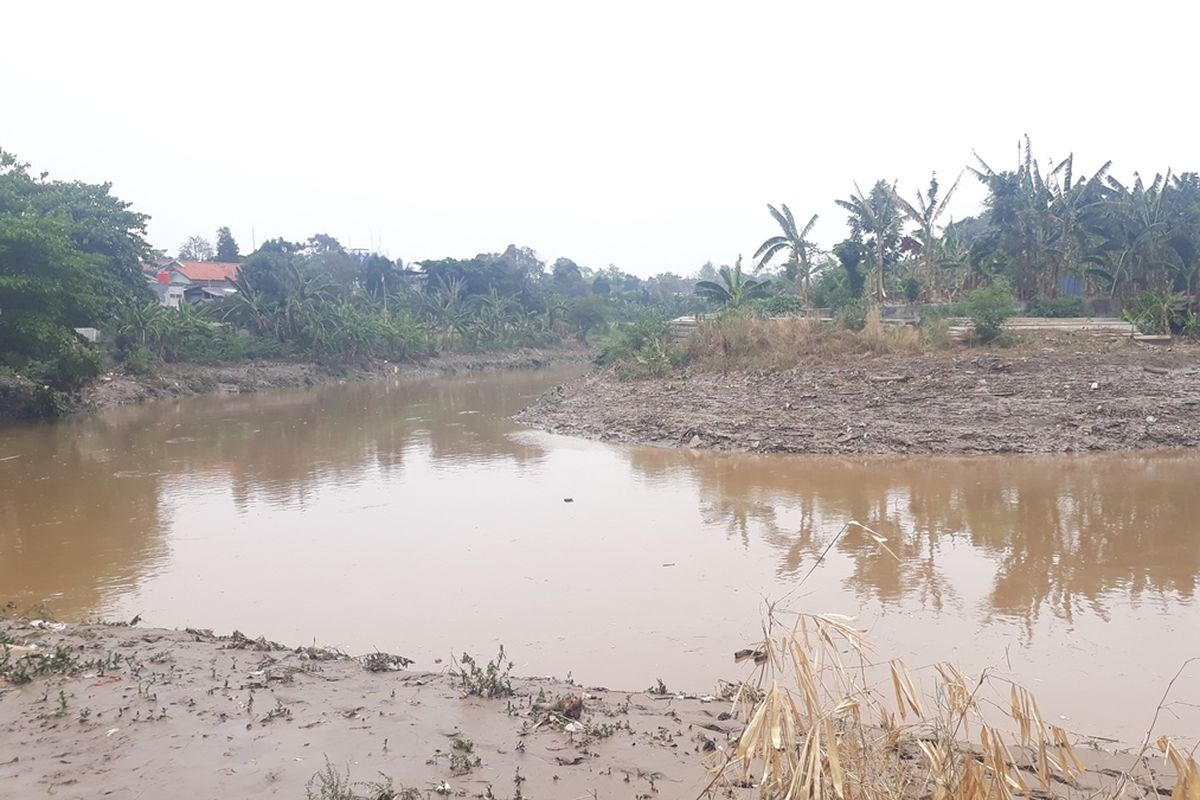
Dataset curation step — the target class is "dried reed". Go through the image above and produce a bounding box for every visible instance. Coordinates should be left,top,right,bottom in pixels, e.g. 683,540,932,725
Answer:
705,522,1198,800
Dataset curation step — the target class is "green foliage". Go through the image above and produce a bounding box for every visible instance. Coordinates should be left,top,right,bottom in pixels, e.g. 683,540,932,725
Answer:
0,372,66,418
597,318,672,365
457,646,514,698
121,345,161,376
903,276,921,302
694,257,771,307
964,282,1017,342
563,296,608,343
753,293,806,316
1025,296,1086,317
178,235,214,261
0,148,149,389
835,298,869,332
0,645,79,685
609,334,686,380
1122,290,1186,335
214,226,240,262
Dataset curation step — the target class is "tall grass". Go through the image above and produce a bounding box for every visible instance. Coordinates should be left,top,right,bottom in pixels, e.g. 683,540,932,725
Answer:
706,522,1199,800
686,311,924,372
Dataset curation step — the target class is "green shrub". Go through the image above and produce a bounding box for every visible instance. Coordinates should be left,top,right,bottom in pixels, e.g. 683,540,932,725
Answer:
121,346,162,376
963,283,1016,342
1026,296,1085,318
760,293,805,316
1122,290,1185,335
902,276,921,303
597,319,673,365
810,272,855,311
835,298,869,332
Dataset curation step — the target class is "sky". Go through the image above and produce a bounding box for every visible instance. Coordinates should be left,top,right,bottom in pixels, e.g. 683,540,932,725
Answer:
3,0,1197,277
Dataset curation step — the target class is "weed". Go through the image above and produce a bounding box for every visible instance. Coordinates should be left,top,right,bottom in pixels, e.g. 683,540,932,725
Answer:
304,760,415,800
646,678,669,696
1,645,78,684
964,282,1017,342
457,646,513,698
360,652,413,672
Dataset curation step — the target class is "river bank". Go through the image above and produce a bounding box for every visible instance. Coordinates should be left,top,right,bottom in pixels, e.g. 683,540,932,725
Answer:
0,346,592,424
0,619,1179,800
0,619,744,798
516,336,1200,455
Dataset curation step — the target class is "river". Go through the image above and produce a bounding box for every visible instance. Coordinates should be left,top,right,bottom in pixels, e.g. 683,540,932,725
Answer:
1,365,1197,744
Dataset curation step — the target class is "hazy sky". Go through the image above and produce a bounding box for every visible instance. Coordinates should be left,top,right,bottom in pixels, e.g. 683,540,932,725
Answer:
4,1,1196,276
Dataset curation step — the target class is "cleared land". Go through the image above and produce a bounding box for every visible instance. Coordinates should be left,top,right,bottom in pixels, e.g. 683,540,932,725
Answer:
517,337,1200,454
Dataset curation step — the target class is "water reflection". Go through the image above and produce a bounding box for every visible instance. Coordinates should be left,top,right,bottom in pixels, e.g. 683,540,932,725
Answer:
627,449,1199,623
0,369,559,615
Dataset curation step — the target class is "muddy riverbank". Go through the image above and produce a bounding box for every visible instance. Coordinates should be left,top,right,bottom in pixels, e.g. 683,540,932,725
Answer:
0,620,1177,799
0,619,746,799
70,346,592,418
516,338,1200,454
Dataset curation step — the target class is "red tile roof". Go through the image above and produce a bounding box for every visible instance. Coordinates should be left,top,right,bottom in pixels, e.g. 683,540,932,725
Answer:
173,261,240,282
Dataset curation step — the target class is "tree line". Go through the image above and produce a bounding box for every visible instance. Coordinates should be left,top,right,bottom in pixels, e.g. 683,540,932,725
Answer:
5,136,1200,405
741,136,1200,334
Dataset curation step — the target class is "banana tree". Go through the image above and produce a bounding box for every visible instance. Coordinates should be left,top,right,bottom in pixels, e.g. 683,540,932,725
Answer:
889,172,961,299
694,257,772,307
836,181,903,303
753,204,820,299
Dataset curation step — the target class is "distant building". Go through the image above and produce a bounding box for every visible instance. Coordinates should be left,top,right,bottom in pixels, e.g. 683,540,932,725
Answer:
144,260,240,307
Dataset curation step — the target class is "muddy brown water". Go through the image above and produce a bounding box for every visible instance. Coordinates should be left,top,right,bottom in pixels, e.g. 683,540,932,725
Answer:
1,366,1197,744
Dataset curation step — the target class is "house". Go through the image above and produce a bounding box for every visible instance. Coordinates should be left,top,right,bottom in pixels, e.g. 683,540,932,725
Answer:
144,260,240,307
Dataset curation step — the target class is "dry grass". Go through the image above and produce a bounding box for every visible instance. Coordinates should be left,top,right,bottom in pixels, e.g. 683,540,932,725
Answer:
704,522,1199,800
685,312,926,373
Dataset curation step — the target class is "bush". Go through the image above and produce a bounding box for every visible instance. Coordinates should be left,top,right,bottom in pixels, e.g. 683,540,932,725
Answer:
835,298,869,332
810,272,856,311
963,283,1016,342
121,346,162,376
1123,290,1185,335
758,293,806,316
902,276,921,303
597,318,672,365
1026,296,1085,318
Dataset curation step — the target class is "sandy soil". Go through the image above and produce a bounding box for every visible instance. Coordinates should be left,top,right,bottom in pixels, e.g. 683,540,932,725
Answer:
0,621,1179,800
74,346,592,416
516,338,1200,455
0,620,743,799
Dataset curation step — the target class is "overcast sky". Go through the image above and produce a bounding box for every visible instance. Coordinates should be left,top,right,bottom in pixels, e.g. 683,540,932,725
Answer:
4,1,1196,276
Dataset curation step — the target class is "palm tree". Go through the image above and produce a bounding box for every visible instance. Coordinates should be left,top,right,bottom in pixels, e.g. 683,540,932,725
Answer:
753,204,820,299
889,173,961,299
836,181,903,303
694,256,771,306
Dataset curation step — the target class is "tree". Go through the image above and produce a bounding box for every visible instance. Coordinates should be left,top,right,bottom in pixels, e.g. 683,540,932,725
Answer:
694,256,771,306
0,148,149,388
889,173,962,298
753,204,820,298
215,226,240,262
179,235,214,261
836,181,903,303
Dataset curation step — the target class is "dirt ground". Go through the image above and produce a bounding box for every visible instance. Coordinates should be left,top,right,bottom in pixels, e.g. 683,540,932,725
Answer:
0,621,1180,800
0,620,743,799
516,337,1200,455
74,346,591,416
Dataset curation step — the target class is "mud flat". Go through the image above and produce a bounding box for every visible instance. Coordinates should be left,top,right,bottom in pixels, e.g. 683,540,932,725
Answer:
0,620,1182,799
73,346,591,417
0,620,740,799
516,339,1200,455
